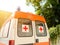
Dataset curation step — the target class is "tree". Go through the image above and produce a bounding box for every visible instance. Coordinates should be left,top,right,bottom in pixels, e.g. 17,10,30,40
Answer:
26,0,60,28
26,0,60,45
49,24,60,45
26,0,42,14
46,0,60,27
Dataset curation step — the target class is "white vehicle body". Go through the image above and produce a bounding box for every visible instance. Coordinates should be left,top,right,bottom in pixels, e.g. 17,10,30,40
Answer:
0,11,50,45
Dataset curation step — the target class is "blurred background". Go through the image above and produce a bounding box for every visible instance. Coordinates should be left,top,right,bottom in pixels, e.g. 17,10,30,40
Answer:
0,0,60,45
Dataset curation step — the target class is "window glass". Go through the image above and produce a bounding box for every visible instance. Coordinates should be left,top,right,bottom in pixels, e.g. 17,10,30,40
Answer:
17,18,33,37
35,21,47,37
2,21,10,38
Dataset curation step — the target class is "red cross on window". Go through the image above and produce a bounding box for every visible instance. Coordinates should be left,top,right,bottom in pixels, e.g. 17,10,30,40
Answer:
39,26,43,32
23,26,28,31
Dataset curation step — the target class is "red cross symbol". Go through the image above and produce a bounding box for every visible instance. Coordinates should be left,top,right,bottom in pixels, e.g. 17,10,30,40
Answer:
39,26,43,32
23,26,28,31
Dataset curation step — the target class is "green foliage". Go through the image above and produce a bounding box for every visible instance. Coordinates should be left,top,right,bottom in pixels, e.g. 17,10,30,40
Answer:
49,24,60,44
26,0,42,14
35,9,42,15
26,1,60,45
26,1,60,44
56,24,60,36
42,0,60,27
26,0,60,28
49,27,57,41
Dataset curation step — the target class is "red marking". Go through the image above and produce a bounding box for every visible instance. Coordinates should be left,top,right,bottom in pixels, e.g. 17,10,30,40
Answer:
9,40,15,45
39,26,43,32
23,26,28,31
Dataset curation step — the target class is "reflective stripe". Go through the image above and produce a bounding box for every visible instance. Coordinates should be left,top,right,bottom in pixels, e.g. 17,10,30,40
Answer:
34,42,49,45
0,42,6,45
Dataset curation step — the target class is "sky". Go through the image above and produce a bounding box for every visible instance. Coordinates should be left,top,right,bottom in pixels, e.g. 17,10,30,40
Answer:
0,0,35,30
0,0,35,13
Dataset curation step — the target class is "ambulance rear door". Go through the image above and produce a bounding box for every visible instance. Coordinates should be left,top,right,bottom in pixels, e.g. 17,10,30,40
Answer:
35,21,49,44
15,18,35,45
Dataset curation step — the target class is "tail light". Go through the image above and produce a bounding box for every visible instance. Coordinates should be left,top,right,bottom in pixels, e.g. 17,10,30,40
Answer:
9,40,15,45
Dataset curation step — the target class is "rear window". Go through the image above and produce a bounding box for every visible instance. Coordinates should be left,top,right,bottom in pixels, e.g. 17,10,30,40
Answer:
17,18,33,37
35,21,47,37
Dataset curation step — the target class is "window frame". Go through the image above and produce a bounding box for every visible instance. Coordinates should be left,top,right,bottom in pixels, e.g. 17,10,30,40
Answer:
2,20,11,38
35,20,47,37
17,18,33,37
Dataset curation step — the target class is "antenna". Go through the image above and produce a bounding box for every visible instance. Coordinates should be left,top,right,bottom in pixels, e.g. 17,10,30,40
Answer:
17,7,20,11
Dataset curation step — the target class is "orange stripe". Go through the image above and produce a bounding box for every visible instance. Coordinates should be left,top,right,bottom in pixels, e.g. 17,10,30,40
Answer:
33,42,49,45
0,42,6,45
14,11,46,23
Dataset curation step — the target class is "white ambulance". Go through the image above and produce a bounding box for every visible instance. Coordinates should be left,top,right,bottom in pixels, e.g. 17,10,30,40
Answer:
0,11,50,45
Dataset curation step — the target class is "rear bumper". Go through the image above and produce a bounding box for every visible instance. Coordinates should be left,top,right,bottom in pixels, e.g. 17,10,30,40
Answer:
34,42,49,45
19,42,49,45
18,43,33,45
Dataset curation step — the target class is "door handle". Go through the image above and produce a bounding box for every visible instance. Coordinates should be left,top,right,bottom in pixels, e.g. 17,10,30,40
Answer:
36,39,39,43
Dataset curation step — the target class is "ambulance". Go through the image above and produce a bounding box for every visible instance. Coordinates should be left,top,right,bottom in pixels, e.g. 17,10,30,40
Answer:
0,10,50,45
